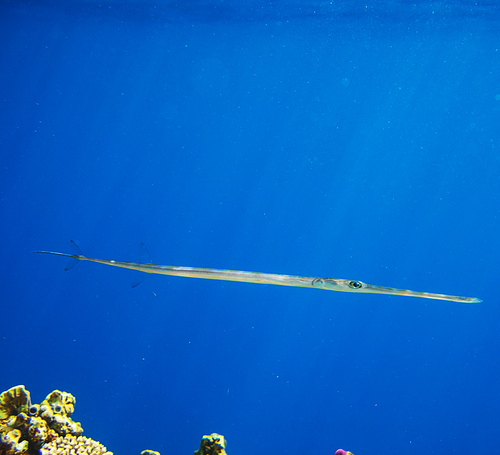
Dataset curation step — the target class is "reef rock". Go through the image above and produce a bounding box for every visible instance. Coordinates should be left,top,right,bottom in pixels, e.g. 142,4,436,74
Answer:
0,386,275,455
25,417,51,445
0,387,83,455
0,429,29,455
140,451,160,455
194,433,227,455
39,391,82,436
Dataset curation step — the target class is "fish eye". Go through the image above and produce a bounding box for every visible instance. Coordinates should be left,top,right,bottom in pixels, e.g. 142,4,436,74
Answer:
28,405,39,416
312,278,324,286
348,281,363,289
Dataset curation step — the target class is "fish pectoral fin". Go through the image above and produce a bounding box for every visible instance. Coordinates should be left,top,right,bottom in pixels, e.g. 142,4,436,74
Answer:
130,242,153,288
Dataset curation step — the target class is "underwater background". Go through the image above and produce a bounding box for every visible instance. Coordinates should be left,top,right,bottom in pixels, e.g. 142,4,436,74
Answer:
1,1,499,454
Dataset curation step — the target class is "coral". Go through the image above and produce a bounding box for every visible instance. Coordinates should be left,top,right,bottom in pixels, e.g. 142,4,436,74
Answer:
0,414,28,435
40,435,112,455
0,386,31,421
0,429,29,455
43,392,75,418
0,386,31,455
39,391,82,437
1,386,309,455
193,434,227,455
335,450,354,455
0,387,82,455
26,417,52,445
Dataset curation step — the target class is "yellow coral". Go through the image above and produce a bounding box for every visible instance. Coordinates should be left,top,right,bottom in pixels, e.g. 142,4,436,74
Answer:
40,391,82,437
0,429,29,455
0,386,31,421
0,414,28,435
41,435,112,455
0,385,84,455
26,417,51,444
194,434,226,455
43,392,75,417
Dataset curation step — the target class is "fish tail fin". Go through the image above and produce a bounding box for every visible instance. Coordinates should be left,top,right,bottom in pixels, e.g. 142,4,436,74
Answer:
31,240,84,271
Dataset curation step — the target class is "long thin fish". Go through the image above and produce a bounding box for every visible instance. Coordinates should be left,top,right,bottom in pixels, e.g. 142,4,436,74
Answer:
32,241,481,303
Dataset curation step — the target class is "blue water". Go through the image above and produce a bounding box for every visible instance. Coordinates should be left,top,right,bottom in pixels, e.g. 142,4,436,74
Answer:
1,1,499,454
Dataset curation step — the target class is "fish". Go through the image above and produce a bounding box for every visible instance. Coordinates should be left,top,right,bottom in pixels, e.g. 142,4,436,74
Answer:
32,241,482,303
